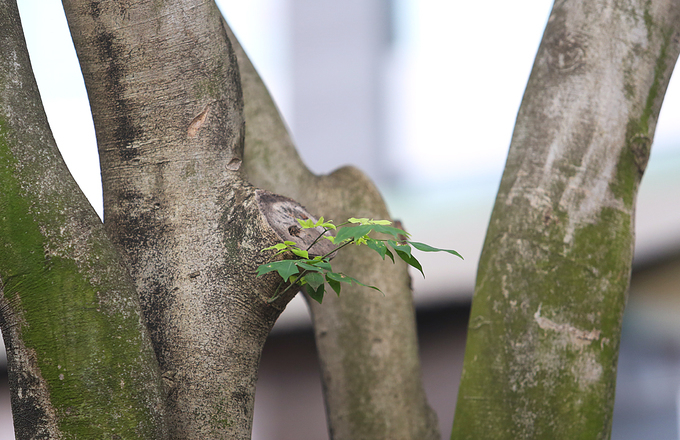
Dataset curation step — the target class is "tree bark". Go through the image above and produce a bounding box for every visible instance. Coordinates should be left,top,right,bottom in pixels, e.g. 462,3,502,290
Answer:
452,0,680,438
0,1,167,438
62,1,320,438
231,21,440,440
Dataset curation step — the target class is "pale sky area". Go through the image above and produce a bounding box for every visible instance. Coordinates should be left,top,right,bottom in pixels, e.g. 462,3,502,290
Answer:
12,0,680,307
14,0,680,216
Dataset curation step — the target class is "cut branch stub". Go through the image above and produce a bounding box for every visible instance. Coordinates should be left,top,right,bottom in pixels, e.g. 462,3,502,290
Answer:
257,190,336,257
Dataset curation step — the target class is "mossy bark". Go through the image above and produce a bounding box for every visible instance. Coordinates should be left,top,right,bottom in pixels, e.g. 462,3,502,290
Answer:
451,1,680,438
0,1,167,438
231,20,440,440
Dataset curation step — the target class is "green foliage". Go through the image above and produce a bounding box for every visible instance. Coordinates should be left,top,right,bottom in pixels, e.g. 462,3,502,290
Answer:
257,217,462,304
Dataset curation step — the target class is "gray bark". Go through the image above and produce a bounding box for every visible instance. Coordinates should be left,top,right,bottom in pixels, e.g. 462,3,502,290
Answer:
231,21,440,440
62,1,320,438
452,0,680,438
0,1,167,438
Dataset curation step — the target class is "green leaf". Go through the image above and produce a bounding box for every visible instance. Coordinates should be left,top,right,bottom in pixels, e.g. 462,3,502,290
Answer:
319,222,336,230
298,218,315,228
296,262,325,273
291,248,309,259
347,217,391,226
388,240,413,256
334,223,409,243
326,271,353,284
256,260,299,281
303,272,325,291
372,225,410,239
307,283,325,304
388,241,424,277
409,241,463,259
324,271,382,294
313,260,333,271
261,243,288,252
367,239,389,260
397,250,424,277
256,262,279,276
300,259,332,272
384,247,395,263
326,275,342,295
343,274,383,294
334,224,374,243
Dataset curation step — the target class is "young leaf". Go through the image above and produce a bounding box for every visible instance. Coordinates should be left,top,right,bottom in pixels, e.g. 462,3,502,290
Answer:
291,248,309,259
347,218,391,226
319,222,336,230
297,218,315,228
409,241,463,259
261,243,288,252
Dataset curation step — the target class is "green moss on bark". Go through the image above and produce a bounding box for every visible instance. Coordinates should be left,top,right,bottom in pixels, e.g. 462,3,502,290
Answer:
454,205,630,439
0,114,165,438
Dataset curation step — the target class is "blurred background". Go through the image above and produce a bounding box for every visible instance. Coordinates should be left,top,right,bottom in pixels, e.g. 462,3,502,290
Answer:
2,1,680,438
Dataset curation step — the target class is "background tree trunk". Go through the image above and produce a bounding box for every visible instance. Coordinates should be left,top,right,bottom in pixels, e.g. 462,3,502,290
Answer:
452,0,680,438
0,1,167,438
231,21,440,440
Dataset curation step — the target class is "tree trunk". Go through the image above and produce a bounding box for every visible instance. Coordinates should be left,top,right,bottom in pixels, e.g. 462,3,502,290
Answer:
452,0,680,438
62,1,322,438
231,21,440,440
0,1,167,438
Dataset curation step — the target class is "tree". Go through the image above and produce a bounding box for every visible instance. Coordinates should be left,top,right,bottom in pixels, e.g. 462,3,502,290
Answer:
1,0,435,439
452,1,680,439
0,1,678,440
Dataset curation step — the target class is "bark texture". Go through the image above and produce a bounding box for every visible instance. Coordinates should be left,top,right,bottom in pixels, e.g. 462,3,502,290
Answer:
0,1,167,438
452,1,680,438
62,1,312,438
231,22,440,440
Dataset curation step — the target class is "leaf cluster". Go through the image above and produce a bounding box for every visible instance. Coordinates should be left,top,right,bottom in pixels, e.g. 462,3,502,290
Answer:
257,217,462,304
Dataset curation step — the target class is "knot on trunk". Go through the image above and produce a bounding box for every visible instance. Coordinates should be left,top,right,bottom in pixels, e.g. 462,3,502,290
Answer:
256,190,336,257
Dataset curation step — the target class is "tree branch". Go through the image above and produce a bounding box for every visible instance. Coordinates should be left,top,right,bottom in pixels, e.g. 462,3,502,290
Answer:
230,18,440,440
